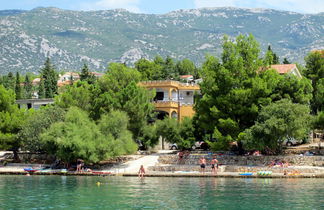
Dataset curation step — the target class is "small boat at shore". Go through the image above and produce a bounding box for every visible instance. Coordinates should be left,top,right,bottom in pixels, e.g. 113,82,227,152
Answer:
24,168,42,173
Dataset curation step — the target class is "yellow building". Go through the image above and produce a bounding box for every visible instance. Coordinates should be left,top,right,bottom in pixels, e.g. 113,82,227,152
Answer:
139,80,200,121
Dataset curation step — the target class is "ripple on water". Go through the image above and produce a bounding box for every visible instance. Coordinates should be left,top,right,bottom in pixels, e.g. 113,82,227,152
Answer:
0,176,324,209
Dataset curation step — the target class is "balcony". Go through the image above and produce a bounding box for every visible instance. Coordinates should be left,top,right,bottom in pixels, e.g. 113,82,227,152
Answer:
153,100,179,109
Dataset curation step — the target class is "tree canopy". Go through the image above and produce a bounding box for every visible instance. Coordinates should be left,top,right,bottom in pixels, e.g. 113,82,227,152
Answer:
241,99,312,154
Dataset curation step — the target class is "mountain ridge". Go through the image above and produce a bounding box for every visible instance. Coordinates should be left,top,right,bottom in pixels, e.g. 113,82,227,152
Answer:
0,7,323,74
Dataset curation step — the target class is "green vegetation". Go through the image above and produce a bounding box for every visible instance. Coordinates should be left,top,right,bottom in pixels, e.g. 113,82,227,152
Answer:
240,99,312,154
0,85,29,160
304,51,324,114
0,33,322,163
41,107,137,164
39,58,58,98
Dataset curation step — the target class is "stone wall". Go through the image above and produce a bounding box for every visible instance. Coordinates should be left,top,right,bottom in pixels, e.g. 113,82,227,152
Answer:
158,154,324,167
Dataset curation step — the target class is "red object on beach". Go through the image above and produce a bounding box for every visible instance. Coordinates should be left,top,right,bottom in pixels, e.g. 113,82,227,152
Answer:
91,171,111,175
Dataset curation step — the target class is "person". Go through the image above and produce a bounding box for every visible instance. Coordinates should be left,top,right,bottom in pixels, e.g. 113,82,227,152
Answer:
178,150,184,164
138,165,145,178
199,157,206,174
211,156,219,174
76,159,83,173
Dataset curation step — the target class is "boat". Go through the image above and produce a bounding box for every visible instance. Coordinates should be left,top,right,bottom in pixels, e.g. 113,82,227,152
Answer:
24,168,42,173
239,172,253,176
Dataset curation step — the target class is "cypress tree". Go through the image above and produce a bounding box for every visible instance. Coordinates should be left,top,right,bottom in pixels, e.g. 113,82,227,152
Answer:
38,79,45,99
6,72,15,91
15,72,22,99
24,74,33,99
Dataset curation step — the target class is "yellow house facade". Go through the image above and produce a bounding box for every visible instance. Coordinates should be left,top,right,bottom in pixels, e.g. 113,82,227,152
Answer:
139,80,200,121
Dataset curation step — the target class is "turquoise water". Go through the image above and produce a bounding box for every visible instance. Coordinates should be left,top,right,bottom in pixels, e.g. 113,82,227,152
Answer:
0,175,323,210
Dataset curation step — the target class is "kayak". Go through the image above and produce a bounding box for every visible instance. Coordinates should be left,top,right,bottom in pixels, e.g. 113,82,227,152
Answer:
24,168,41,172
239,172,253,176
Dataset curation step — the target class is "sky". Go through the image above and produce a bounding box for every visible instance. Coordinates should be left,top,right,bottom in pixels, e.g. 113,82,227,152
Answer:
0,0,323,14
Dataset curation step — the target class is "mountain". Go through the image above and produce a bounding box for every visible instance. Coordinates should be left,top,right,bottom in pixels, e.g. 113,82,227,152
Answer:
0,7,323,74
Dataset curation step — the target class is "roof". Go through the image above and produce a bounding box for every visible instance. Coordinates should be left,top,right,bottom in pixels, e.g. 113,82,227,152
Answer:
180,75,193,78
270,64,297,74
32,78,40,85
91,72,105,77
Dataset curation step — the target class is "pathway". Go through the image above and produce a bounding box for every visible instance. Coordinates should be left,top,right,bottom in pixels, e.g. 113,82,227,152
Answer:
105,150,174,174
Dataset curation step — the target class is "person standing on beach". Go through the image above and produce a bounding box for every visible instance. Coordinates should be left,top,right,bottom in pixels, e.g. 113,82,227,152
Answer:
138,165,145,178
211,156,219,174
199,157,206,174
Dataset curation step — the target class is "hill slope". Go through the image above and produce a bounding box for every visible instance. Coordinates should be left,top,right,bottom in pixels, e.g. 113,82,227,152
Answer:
0,7,323,74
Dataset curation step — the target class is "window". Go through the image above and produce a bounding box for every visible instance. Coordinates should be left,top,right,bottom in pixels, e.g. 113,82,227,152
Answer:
154,92,164,101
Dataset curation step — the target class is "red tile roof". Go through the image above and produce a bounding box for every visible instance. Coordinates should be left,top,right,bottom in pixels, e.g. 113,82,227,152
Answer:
270,64,297,74
180,75,193,78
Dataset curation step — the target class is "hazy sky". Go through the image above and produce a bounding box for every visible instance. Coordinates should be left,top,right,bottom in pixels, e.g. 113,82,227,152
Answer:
0,0,323,14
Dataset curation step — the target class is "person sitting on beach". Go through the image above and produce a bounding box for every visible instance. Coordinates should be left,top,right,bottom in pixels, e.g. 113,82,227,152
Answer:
199,157,206,174
138,165,145,178
211,156,219,174
184,150,190,159
178,151,184,164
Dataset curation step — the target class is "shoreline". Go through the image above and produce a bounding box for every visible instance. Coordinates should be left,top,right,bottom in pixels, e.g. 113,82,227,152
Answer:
1,169,324,178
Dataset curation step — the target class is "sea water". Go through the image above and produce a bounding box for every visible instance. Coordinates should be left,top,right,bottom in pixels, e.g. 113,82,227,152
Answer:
0,175,323,209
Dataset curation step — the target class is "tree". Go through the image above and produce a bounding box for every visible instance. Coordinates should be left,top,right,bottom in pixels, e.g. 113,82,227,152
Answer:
41,107,109,164
195,35,263,148
4,72,15,91
93,63,155,138
40,58,58,98
178,117,196,149
164,56,177,79
135,58,162,80
41,107,137,164
55,81,95,114
194,34,312,152
283,58,290,64
304,51,324,114
264,45,279,66
156,118,181,148
15,72,22,100
80,63,96,84
18,106,66,152
38,79,45,99
175,59,198,77
241,99,312,154
0,85,27,160
24,74,33,99
138,124,159,149
313,111,324,130
98,110,137,156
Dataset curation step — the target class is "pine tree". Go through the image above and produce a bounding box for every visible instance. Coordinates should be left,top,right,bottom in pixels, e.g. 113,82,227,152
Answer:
264,45,279,65
283,58,290,64
6,72,15,91
15,72,22,99
40,58,58,98
80,63,90,80
38,79,45,99
24,74,33,99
